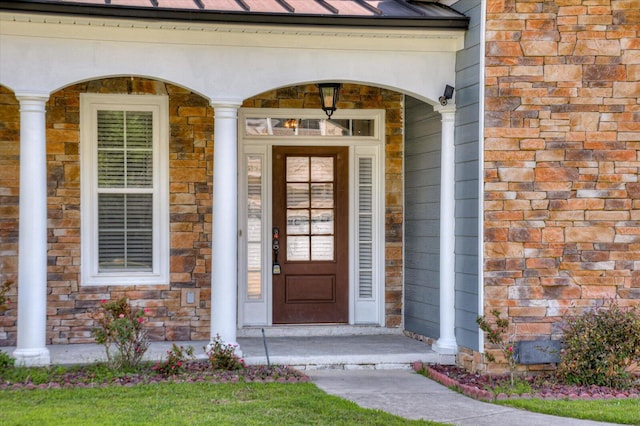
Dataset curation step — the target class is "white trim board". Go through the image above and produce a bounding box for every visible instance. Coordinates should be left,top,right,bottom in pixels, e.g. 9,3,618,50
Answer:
237,108,386,327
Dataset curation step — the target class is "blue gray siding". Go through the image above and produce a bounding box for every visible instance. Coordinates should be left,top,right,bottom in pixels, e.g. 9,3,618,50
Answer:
404,98,442,338
452,0,481,351
403,0,481,350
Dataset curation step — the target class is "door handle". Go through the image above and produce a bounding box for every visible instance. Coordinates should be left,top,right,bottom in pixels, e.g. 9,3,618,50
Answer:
272,227,281,275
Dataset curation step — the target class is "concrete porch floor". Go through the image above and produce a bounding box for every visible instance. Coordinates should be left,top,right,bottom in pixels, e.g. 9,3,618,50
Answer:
2,334,455,369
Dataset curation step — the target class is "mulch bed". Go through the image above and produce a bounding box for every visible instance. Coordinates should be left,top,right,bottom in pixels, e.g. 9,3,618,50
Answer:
0,361,310,391
414,362,640,402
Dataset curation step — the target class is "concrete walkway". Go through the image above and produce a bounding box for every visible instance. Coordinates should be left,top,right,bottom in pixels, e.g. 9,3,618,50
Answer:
309,369,617,426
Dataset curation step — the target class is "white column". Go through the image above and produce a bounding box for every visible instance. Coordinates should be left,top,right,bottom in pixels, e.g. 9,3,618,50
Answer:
210,101,242,352
433,104,458,355
13,93,51,366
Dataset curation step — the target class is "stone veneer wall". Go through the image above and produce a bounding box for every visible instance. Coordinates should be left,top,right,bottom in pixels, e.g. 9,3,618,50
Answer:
0,86,20,345
242,84,405,327
0,80,403,345
0,79,213,344
484,0,640,371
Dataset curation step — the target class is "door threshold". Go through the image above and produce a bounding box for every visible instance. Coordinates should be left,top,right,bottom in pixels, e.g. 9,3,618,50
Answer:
237,325,402,338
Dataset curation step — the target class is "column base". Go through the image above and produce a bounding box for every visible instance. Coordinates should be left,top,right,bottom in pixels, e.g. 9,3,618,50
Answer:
13,347,51,366
433,338,458,355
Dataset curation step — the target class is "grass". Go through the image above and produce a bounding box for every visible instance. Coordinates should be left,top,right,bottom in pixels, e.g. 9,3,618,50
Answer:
497,398,640,425
0,381,444,425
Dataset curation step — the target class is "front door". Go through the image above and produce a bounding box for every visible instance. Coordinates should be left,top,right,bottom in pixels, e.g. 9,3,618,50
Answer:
272,146,349,323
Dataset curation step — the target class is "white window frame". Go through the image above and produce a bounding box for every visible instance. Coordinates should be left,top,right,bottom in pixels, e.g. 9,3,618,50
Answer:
237,108,385,326
80,93,169,286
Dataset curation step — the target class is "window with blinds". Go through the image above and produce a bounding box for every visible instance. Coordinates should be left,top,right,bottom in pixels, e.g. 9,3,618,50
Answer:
97,111,154,271
81,94,169,285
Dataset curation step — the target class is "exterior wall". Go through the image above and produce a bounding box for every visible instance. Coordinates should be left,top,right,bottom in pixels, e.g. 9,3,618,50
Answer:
452,0,482,352
0,80,404,345
0,78,214,345
404,97,442,338
484,0,640,370
0,86,19,345
242,83,405,327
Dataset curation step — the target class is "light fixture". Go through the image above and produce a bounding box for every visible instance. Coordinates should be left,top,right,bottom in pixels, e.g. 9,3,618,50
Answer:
439,85,455,106
318,83,341,119
283,118,298,130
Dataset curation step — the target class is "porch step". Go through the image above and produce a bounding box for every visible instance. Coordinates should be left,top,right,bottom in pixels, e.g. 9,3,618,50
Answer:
237,325,402,338
238,334,455,370
2,334,456,369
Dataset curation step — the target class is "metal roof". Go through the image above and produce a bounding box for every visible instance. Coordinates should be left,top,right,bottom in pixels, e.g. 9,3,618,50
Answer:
0,0,469,29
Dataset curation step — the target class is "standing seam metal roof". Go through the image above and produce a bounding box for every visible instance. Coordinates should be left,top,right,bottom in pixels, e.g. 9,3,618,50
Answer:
0,0,469,29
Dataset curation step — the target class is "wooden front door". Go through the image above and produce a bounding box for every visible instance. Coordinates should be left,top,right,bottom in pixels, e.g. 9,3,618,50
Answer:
272,146,349,323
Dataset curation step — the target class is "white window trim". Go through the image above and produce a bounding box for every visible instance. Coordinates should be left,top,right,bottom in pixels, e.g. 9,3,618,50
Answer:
237,108,385,326
80,93,169,286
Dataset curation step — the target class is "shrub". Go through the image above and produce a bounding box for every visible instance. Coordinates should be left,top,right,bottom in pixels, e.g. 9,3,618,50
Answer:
153,344,195,377
558,302,640,389
0,279,13,313
92,298,150,370
206,334,245,371
0,349,15,373
477,309,517,385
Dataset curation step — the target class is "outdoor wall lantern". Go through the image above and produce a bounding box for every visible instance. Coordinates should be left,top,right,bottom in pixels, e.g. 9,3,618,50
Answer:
318,83,341,119
439,85,455,106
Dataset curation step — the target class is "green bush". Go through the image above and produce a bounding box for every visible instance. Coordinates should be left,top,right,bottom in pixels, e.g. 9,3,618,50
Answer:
92,298,149,370
206,334,245,371
558,302,640,389
477,309,518,385
153,344,195,377
0,350,15,372
0,279,13,313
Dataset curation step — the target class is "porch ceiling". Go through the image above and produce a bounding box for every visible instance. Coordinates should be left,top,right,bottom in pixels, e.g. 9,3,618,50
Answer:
0,0,469,29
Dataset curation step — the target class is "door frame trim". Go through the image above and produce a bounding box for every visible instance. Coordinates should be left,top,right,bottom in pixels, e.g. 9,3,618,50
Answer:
237,108,386,327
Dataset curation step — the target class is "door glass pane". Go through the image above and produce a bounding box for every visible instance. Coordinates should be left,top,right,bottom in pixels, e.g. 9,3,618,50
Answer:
247,272,262,300
286,157,309,182
247,242,261,269
311,157,333,182
287,183,309,208
246,155,262,300
311,183,333,208
311,209,333,234
311,236,333,261
287,236,309,261
287,209,309,235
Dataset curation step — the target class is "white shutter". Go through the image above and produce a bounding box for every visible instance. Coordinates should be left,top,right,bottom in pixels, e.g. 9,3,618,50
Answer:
357,156,374,299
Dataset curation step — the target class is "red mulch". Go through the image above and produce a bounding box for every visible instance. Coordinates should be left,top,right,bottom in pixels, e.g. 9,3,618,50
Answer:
414,362,640,402
0,361,310,391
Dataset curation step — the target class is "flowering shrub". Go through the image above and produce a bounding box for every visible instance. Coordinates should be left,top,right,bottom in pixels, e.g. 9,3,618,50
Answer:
153,344,195,377
92,298,149,370
0,280,15,371
0,349,14,373
0,280,13,313
558,302,640,389
206,334,245,371
477,309,518,385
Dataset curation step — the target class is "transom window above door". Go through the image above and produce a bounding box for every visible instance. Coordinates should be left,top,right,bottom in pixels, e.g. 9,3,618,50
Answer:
242,110,379,139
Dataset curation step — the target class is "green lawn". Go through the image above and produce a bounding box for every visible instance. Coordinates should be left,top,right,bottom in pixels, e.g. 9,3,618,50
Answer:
0,382,443,425
497,397,640,425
